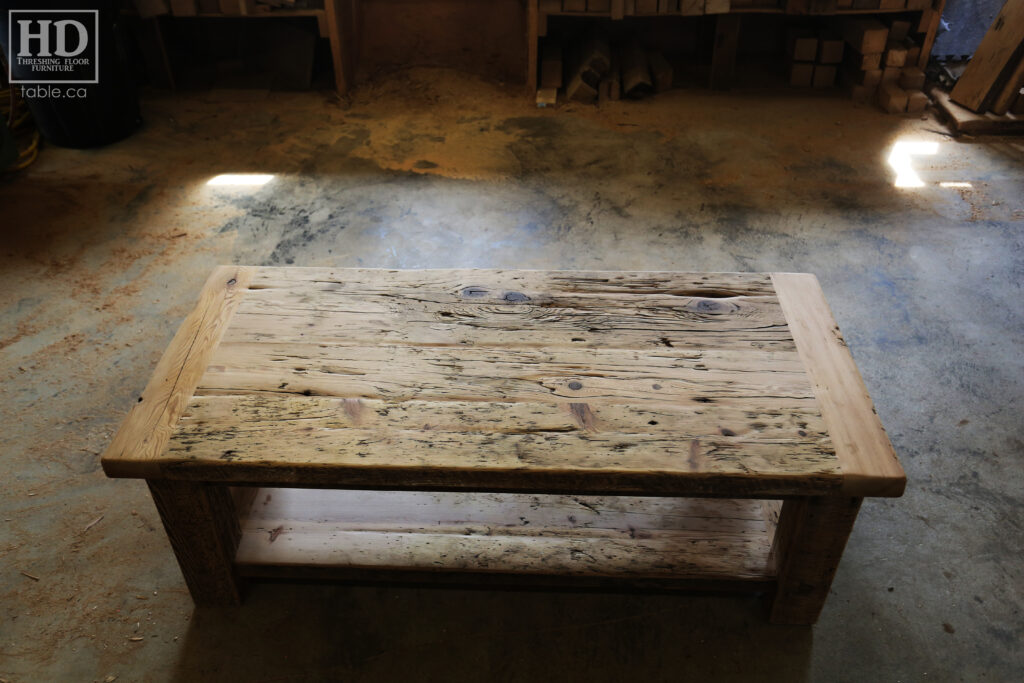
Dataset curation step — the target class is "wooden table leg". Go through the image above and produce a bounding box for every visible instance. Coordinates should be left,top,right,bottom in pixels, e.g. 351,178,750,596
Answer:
770,496,862,625
148,480,242,606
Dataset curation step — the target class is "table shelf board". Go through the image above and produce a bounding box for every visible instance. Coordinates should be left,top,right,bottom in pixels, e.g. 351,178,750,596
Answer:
234,488,781,582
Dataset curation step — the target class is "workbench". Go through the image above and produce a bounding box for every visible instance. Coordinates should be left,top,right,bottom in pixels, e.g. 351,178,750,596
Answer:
102,266,904,624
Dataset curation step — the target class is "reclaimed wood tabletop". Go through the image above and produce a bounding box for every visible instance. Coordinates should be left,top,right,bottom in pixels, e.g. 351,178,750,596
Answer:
101,267,904,498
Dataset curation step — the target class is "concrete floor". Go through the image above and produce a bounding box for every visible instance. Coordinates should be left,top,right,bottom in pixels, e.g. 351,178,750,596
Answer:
1,70,1022,681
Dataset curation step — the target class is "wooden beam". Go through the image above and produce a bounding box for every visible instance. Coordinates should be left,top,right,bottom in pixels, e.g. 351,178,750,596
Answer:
950,0,1024,112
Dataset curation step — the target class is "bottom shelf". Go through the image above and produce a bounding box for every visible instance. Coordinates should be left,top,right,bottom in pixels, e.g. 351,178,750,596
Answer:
234,489,781,585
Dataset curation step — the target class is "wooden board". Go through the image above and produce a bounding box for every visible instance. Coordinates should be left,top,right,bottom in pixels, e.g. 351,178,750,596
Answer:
235,488,780,581
103,268,904,498
950,0,1024,113
771,273,904,496
932,87,1024,135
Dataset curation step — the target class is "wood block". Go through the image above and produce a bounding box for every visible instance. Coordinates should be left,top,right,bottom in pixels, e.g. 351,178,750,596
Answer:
837,0,854,7
847,67,882,88
563,0,587,11
834,18,889,55
879,0,905,9
882,65,901,84
788,30,819,63
905,0,929,9
846,50,881,71
197,0,219,12
906,90,929,113
218,0,241,14
611,0,626,19
851,0,879,9
635,0,659,13
818,35,844,64
906,42,921,65
648,51,673,92
541,43,564,89
898,65,925,90
790,62,815,87
878,82,908,113
848,83,877,103
813,65,837,87
705,0,731,14
536,88,558,108
884,42,907,68
680,0,703,14
169,0,197,16
589,0,613,11
888,20,911,42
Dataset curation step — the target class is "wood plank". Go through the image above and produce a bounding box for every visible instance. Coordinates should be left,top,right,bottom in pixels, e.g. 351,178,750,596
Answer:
991,56,1024,116
235,488,779,580
950,0,1024,113
101,266,253,478
932,87,1024,135
770,273,904,497
181,395,828,443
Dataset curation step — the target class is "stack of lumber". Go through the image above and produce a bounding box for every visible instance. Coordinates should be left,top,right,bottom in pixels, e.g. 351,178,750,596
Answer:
787,28,842,88
831,16,930,113
538,33,674,105
948,0,1024,118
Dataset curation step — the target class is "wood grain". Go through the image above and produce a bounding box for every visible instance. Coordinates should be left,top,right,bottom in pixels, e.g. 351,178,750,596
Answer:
949,0,1024,113
234,488,779,580
771,273,905,497
101,266,253,478
770,496,862,624
104,268,905,500
148,481,242,606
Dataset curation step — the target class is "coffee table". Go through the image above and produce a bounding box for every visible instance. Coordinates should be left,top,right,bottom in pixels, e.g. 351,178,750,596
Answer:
102,267,905,624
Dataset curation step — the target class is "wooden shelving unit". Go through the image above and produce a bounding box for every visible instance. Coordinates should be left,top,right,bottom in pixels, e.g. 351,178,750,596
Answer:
526,0,946,94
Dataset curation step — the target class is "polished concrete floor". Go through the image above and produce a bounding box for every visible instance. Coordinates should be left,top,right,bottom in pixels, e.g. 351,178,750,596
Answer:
1,70,1022,681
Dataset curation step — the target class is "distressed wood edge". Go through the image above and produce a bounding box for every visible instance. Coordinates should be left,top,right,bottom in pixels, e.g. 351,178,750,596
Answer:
770,273,905,498
102,266,255,479
125,462,843,497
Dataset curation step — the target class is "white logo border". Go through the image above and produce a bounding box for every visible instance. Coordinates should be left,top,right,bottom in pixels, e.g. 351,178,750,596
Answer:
8,9,100,85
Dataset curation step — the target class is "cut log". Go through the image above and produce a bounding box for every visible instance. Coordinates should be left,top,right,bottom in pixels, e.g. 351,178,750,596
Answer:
648,51,674,92
620,41,653,98
787,30,818,63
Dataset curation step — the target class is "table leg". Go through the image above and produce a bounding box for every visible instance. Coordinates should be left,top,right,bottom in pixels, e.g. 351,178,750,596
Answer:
770,496,862,625
148,480,242,606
